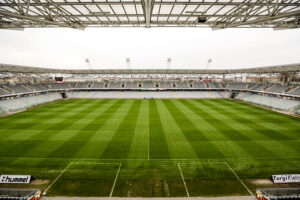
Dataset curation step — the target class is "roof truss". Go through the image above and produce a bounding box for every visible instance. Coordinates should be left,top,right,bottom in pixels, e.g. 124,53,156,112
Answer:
0,63,300,74
0,0,300,29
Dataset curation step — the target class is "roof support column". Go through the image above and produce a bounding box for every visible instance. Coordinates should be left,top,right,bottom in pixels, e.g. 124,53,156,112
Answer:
142,0,154,28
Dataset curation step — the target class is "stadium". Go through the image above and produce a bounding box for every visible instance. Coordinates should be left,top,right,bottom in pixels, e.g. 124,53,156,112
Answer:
0,0,300,199
0,62,300,199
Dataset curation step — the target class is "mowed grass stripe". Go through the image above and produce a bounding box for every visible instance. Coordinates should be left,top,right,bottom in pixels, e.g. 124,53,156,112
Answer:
209,100,299,139
0,100,88,134
0,99,300,197
74,100,134,159
156,100,198,159
220,99,297,124
174,100,229,141
185,99,276,158
162,100,224,159
0,99,77,124
128,100,149,159
10,100,103,160
207,100,300,155
219,100,300,135
176,100,250,158
0,99,85,135
207,100,295,140
23,100,109,160
223,99,300,124
0,100,89,157
101,100,142,159
149,100,171,159
195,100,280,156
47,100,126,158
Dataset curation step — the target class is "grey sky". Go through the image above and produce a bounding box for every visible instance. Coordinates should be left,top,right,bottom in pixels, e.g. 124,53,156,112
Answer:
0,28,299,70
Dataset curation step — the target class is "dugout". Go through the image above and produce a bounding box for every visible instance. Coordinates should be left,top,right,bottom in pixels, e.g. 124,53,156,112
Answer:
256,188,300,200
0,188,41,200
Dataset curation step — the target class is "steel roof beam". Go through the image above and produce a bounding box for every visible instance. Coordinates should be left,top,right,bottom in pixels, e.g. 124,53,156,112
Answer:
1,2,300,6
11,14,279,18
0,10,85,29
216,9,300,28
1,1,299,29
1,21,294,28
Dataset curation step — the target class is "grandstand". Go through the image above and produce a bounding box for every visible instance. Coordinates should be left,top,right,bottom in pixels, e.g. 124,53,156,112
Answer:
0,63,300,199
0,63,300,114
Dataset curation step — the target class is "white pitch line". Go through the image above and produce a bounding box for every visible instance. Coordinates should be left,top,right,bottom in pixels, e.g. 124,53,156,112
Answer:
73,162,119,165
2,156,300,161
179,161,229,165
148,101,150,160
44,161,73,194
224,162,254,197
177,163,190,197
148,121,150,161
110,163,122,197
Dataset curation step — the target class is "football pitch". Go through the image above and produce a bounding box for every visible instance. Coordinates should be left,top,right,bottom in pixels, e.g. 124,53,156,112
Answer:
0,99,300,197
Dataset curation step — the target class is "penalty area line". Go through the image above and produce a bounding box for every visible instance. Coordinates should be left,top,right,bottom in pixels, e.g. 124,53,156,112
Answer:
177,163,190,197
224,162,254,197
110,163,122,197
70,161,121,197
44,161,73,194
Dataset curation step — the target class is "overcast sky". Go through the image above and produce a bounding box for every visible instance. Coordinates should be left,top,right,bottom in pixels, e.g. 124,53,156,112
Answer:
0,27,299,70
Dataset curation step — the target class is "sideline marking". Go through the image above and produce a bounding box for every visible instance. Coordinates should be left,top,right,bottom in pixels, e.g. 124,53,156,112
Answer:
44,161,73,194
110,163,122,197
177,163,190,197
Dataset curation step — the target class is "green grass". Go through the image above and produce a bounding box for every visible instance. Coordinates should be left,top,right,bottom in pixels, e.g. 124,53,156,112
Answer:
0,99,300,197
